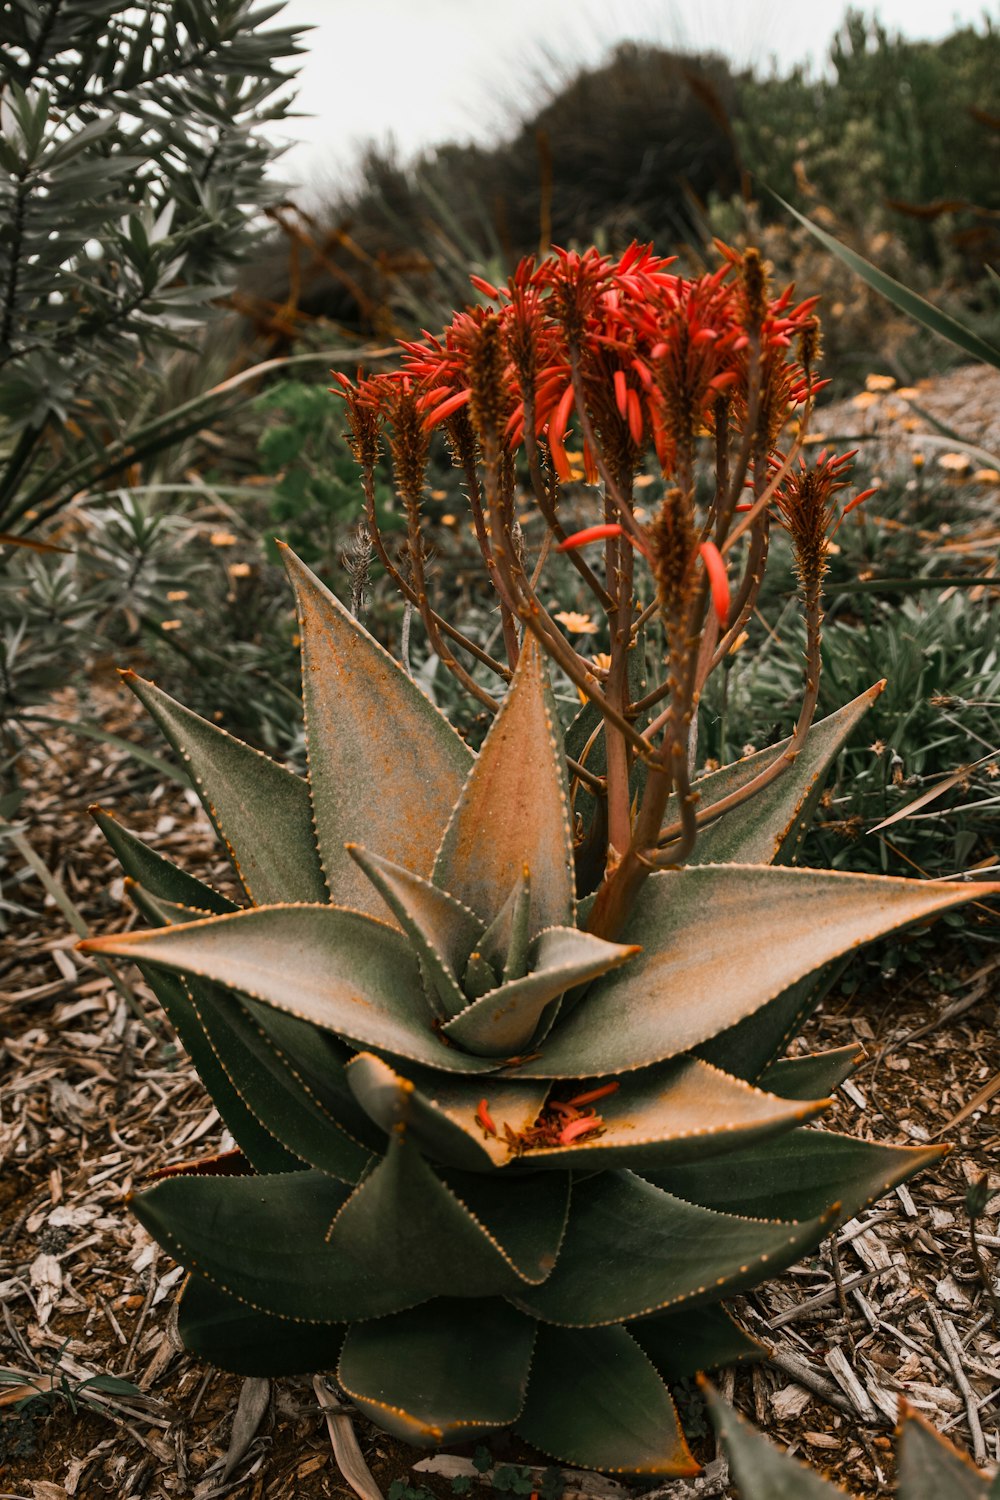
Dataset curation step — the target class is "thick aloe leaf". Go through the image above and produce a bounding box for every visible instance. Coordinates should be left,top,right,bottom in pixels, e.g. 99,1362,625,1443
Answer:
759,1045,862,1101
630,1304,768,1383
239,1000,379,1146
282,548,472,917
82,905,495,1076
123,672,327,906
694,961,845,1082
517,1324,697,1476
777,193,1000,371
185,979,374,1182
647,1128,944,1223
131,1168,358,1320
897,1403,994,1500
345,1053,549,1171
346,844,482,1018
136,966,301,1175
327,1138,568,1302
520,867,1000,1078
179,1274,345,1377
91,806,237,914
339,1299,535,1446
434,635,575,932
513,1170,833,1326
703,1382,842,1497
442,926,638,1057
677,683,883,866
508,1056,825,1173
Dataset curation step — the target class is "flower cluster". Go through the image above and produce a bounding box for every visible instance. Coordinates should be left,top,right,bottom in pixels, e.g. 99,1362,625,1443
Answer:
335,242,827,505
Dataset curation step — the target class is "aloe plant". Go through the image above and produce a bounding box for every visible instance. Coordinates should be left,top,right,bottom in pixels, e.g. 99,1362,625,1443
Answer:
705,1383,1000,1498
84,245,999,1476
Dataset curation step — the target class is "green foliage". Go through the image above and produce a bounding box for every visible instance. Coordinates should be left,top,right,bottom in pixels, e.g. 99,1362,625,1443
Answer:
85,548,996,1474
254,379,396,576
0,0,303,536
736,12,1000,276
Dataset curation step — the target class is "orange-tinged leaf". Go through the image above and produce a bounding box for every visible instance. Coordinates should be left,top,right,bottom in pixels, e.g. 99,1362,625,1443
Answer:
282,548,472,921
434,635,575,933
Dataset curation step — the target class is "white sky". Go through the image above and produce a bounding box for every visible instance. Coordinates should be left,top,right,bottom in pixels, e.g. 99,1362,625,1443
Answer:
267,0,998,196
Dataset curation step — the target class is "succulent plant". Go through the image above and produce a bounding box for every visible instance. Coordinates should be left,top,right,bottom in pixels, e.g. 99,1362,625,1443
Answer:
705,1383,1000,1498
84,243,1000,1476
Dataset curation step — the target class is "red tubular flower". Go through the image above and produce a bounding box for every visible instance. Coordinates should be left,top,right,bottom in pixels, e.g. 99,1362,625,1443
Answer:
698,541,730,629
476,1099,496,1136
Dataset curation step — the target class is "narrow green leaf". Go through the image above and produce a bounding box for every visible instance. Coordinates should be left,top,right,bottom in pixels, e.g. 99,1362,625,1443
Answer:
91,805,236,914
123,672,327,906
646,1128,944,1223
434,635,575,932
517,1325,697,1476
442,926,638,1058
678,684,884,866
897,1404,993,1500
759,1045,862,1102
281,547,472,918
630,1304,767,1383
137,966,301,1175
179,1275,344,1377
694,962,845,1082
519,867,1000,1078
775,193,1000,370
703,1382,842,1497
186,980,374,1182
346,843,482,1018
339,1299,535,1446
345,1053,549,1171
513,1171,834,1325
82,905,497,1076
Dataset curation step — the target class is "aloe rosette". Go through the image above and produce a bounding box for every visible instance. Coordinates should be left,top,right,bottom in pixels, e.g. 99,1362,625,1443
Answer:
84,547,1000,1477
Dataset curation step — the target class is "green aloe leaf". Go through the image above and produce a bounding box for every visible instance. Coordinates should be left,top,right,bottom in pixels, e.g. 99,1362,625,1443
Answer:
282,547,472,918
758,1045,862,1102
179,1274,345,1377
346,843,482,1018
520,867,1000,1078
345,1053,549,1171
82,905,496,1075
90,806,236,914
184,979,375,1182
646,1128,944,1223
703,1381,841,1497
896,1402,995,1500
126,883,215,928
513,1170,834,1325
131,1168,356,1321
434,635,575,932
442,926,638,1058
677,683,884,866
123,672,327,906
136,966,301,1175
630,1304,768,1384
694,962,845,1082
339,1299,535,1446
776,193,1000,371
517,1324,697,1476
507,1056,826,1173
325,1138,568,1303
